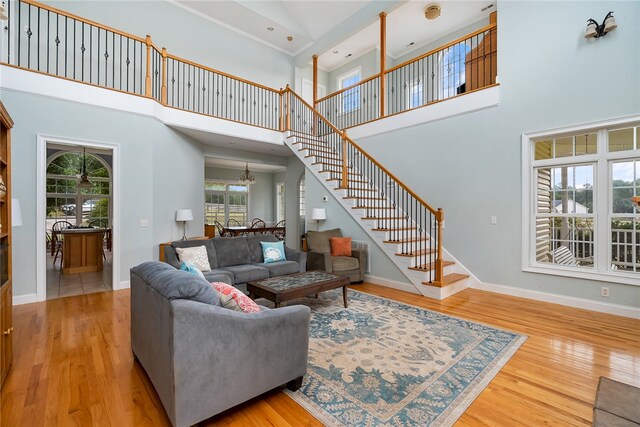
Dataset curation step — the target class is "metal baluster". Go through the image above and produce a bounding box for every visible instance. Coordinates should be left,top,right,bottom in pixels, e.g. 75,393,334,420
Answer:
26,3,31,68
36,6,40,70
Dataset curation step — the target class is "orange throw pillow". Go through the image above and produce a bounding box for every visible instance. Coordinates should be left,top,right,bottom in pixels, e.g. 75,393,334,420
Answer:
330,237,352,257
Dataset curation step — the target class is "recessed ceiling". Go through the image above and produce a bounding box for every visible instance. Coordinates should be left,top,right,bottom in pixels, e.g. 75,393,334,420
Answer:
170,0,374,56
204,157,286,172
318,1,495,71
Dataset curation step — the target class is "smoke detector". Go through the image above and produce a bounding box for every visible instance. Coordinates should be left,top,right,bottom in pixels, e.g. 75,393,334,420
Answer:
425,4,441,20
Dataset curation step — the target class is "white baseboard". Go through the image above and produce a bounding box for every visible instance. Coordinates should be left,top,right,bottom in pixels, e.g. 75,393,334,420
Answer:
475,282,640,319
13,293,37,306
118,281,131,290
364,275,420,295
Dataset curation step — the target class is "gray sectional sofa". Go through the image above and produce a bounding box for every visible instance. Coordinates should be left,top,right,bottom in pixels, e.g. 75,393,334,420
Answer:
163,234,307,291
130,261,311,427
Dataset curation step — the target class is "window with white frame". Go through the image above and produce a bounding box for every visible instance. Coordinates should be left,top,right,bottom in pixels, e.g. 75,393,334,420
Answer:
440,42,470,99
408,80,424,109
338,68,361,113
276,182,285,223
204,181,249,225
523,117,640,284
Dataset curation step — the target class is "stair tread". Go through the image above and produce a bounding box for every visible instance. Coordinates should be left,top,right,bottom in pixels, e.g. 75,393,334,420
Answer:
312,162,351,167
327,178,368,183
361,216,405,220
336,187,377,192
384,236,430,243
409,260,455,272
422,273,469,288
344,197,385,201
353,206,395,210
395,248,436,257
372,227,415,231
306,154,341,161
319,170,361,176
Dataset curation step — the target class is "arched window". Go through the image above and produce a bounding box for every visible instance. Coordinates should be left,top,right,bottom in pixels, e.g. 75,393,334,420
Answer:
46,150,112,231
440,42,471,99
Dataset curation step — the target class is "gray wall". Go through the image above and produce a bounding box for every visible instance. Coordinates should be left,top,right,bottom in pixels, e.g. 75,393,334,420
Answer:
351,1,640,307
6,89,204,297
41,0,294,89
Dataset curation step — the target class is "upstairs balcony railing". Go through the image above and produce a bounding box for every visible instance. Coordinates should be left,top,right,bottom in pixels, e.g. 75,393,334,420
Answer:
1,0,282,131
316,22,497,130
2,0,453,284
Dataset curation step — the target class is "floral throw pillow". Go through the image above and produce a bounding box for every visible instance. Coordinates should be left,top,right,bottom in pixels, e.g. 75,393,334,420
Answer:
260,241,286,264
211,282,261,313
175,245,211,272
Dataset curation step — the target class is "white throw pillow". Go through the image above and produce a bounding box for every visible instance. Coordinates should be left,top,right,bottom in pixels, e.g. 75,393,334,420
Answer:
175,245,211,272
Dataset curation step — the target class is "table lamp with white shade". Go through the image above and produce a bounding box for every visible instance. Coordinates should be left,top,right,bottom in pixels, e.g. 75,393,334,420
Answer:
176,209,193,240
311,208,326,231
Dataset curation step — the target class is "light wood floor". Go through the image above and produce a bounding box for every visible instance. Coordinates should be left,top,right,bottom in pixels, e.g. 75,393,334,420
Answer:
2,283,640,426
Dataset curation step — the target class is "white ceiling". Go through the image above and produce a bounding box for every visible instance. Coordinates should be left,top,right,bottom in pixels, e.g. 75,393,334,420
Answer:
171,0,373,56
204,157,286,172
318,1,495,71
171,126,292,156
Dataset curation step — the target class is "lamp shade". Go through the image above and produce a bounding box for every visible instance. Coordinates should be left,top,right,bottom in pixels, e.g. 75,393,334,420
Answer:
176,209,193,222
311,208,326,221
12,198,22,227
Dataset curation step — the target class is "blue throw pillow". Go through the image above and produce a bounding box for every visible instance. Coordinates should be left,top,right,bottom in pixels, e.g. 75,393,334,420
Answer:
261,241,286,264
179,261,206,280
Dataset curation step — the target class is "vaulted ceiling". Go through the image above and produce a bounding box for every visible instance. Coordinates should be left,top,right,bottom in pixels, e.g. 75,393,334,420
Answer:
170,1,494,71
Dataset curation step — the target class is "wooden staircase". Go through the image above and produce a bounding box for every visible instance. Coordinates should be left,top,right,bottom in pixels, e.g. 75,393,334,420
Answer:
286,132,474,299
282,89,475,299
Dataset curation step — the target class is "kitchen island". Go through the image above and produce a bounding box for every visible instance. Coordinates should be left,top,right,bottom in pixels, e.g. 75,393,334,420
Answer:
60,228,104,275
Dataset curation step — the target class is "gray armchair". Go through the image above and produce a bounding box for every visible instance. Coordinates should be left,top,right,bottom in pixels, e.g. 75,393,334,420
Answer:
130,262,310,427
306,228,367,283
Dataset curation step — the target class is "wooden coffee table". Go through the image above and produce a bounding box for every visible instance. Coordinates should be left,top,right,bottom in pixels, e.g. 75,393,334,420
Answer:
247,271,350,308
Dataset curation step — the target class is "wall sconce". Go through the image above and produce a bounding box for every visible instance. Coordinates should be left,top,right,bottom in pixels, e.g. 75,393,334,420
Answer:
585,11,617,38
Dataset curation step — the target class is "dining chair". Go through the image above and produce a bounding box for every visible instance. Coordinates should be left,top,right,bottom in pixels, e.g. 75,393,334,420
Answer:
227,219,242,227
51,220,73,267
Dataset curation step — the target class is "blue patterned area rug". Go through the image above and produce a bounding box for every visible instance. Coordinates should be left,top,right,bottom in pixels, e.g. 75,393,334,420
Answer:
285,289,527,426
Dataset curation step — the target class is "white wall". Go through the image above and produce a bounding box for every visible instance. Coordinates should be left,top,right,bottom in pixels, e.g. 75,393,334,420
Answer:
350,1,640,307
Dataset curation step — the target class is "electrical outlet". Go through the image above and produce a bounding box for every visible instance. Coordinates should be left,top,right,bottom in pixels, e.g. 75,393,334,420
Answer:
601,287,609,297
490,216,497,225
140,219,149,227
322,196,328,202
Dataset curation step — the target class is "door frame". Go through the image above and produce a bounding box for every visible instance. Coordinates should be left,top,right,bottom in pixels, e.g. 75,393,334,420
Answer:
36,134,121,301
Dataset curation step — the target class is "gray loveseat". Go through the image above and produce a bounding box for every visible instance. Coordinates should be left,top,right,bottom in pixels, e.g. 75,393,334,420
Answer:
163,234,307,291
130,261,311,427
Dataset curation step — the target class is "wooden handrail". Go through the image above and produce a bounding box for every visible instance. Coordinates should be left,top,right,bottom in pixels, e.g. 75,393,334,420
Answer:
285,88,440,216
145,35,152,98
165,53,281,94
384,22,497,75
315,73,381,104
21,0,147,43
286,88,344,136
315,22,497,106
